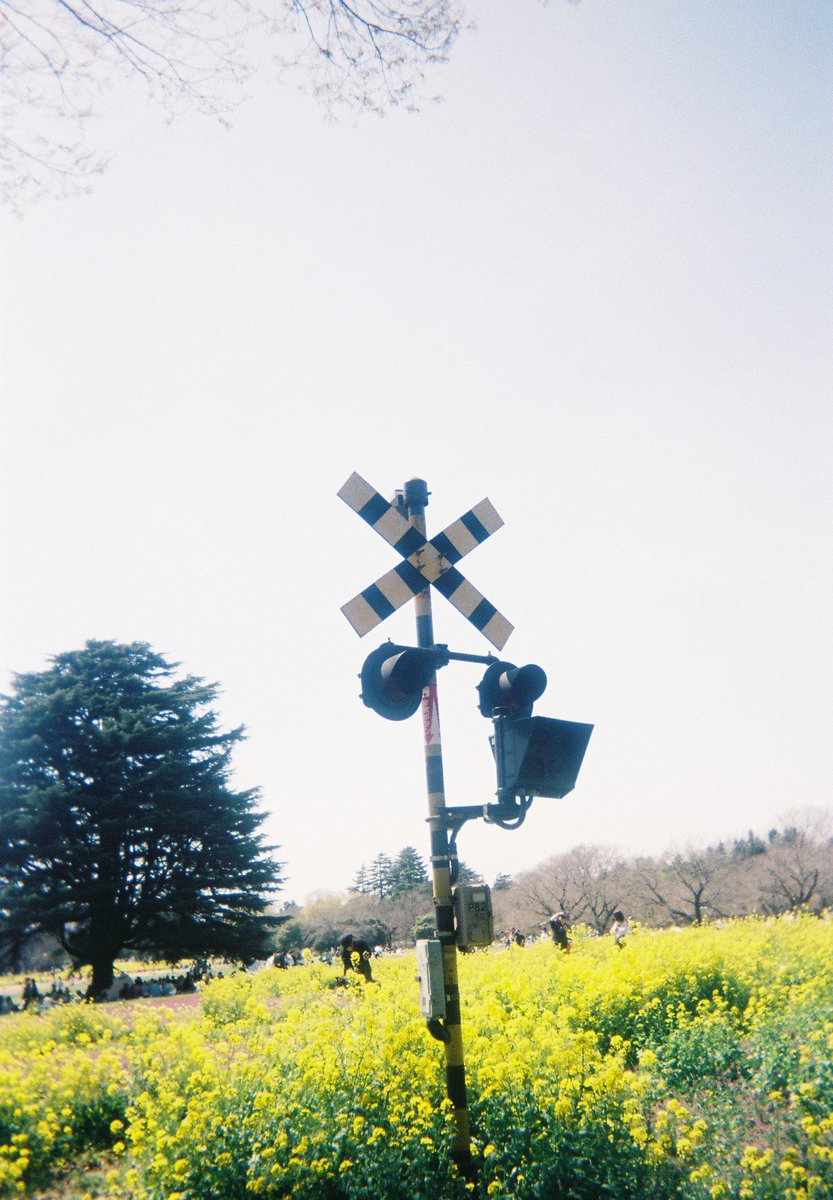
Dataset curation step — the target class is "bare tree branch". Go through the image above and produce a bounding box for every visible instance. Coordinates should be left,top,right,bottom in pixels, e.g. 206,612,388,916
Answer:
0,0,467,208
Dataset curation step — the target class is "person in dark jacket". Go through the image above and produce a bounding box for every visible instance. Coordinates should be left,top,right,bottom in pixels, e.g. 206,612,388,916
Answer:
548,912,572,953
340,934,375,982
22,977,41,1008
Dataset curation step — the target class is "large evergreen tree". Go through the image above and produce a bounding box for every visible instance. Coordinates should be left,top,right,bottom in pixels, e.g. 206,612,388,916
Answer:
389,845,429,896
0,640,282,994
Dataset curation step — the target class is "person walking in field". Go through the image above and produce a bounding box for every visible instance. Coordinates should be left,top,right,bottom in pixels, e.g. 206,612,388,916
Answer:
611,910,629,949
340,934,375,983
548,912,572,953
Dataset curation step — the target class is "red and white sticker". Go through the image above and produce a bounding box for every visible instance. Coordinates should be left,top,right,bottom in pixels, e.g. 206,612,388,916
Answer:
422,684,441,746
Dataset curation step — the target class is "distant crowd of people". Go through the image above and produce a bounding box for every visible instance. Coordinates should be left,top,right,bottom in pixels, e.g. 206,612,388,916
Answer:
272,942,386,973
2,948,387,1014
0,960,218,1014
0,976,83,1014
105,959,215,1001
501,910,631,953
115,969,198,999
271,949,310,968
2,919,631,1017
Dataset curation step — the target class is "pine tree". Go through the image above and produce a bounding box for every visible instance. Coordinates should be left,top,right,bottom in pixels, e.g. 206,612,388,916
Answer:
389,845,429,896
0,640,282,994
349,864,372,894
455,861,483,885
367,852,395,900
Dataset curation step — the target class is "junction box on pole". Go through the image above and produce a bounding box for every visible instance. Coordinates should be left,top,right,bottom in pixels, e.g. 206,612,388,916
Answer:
416,939,446,1019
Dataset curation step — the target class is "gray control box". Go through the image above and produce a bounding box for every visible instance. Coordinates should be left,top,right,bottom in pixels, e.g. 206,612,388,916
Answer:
454,884,494,949
416,938,446,1018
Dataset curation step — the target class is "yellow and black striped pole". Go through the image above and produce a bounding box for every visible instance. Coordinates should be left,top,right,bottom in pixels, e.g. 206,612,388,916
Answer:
402,477,473,1179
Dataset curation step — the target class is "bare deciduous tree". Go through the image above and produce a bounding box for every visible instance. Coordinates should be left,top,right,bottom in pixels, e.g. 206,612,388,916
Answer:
1,0,465,207
510,856,574,928
502,846,636,937
280,0,464,112
756,810,833,914
635,846,733,926
379,882,433,943
561,844,627,935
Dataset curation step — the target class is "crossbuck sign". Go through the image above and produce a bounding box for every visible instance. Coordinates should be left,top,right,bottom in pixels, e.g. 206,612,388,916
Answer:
337,471,513,651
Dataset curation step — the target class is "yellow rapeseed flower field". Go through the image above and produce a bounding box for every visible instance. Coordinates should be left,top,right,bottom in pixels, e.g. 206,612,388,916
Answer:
0,915,831,1198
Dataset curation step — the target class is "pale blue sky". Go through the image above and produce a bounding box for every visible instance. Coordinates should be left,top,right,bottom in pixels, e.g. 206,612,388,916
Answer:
2,1,831,901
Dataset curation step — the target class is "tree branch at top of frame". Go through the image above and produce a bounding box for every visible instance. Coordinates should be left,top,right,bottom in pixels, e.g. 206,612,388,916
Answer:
0,0,470,208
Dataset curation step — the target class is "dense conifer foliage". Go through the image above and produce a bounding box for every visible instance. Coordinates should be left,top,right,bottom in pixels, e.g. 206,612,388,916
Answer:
0,640,282,994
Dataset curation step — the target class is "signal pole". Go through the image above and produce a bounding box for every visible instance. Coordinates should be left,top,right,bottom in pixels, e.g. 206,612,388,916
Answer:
337,469,592,1188
401,477,473,1178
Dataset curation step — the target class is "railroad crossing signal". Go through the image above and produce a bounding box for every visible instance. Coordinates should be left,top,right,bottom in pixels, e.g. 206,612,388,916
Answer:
359,643,448,721
337,473,593,1180
472,659,593,806
476,660,548,718
337,471,513,650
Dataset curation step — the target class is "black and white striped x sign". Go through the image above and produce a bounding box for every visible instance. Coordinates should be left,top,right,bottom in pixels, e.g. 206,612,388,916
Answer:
337,472,513,651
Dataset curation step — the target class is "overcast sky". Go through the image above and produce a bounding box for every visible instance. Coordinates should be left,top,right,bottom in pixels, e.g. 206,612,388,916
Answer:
2,0,831,903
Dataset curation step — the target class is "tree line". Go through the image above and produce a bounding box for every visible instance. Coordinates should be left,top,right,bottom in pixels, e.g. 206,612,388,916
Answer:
274,812,833,952
2,639,828,988
490,814,832,939
349,846,482,900
273,846,488,952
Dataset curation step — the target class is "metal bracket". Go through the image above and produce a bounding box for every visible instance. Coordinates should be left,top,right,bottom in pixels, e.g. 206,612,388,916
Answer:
431,799,533,833
434,804,490,828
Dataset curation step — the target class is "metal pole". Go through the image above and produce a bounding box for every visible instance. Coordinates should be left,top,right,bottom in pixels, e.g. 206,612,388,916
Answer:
402,477,473,1179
